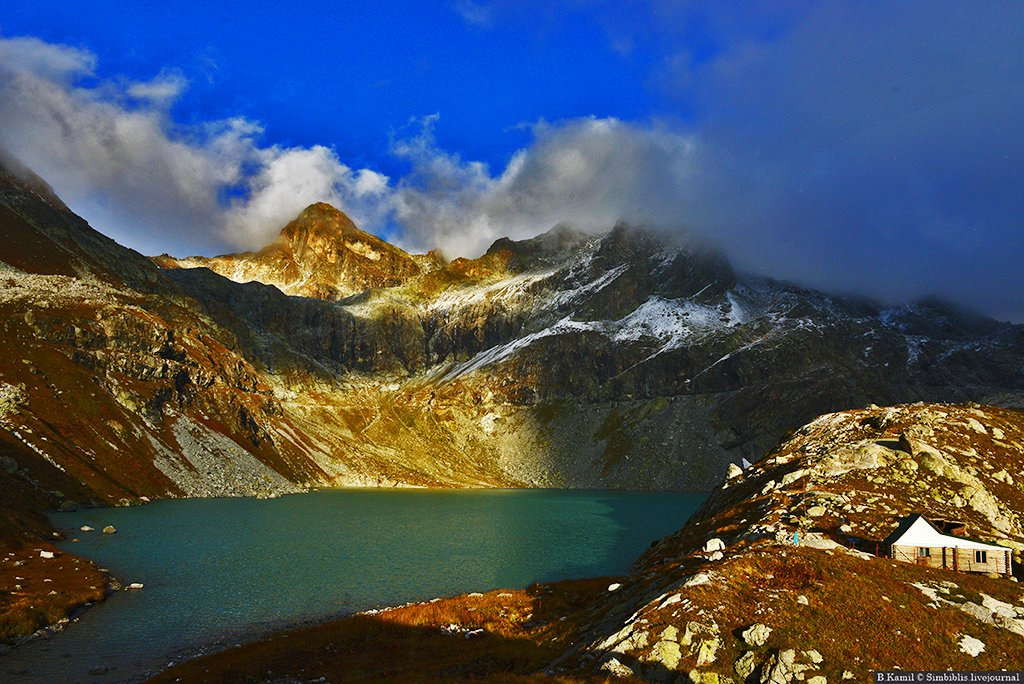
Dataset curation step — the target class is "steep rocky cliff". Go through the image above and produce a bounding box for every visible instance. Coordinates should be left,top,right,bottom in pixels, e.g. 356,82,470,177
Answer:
3,155,1024,529
0,162,343,527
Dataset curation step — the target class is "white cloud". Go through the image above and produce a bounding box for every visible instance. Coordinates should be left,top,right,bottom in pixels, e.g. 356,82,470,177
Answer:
126,70,189,105
0,35,388,257
390,115,701,257
2,11,1023,321
223,146,391,250
0,36,95,81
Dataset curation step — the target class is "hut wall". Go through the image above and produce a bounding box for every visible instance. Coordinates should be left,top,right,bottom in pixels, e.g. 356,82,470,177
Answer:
891,544,1011,574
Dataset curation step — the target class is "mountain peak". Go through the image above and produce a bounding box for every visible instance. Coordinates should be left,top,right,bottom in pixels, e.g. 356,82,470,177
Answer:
276,203,366,252
156,203,426,300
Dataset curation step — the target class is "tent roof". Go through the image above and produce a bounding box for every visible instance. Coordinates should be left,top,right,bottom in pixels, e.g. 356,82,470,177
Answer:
882,514,1009,552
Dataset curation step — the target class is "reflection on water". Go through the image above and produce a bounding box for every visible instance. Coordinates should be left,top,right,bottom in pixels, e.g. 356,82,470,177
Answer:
2,488,705,682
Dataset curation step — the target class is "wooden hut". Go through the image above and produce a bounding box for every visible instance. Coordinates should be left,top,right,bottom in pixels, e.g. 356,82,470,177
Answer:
883,514,1012,575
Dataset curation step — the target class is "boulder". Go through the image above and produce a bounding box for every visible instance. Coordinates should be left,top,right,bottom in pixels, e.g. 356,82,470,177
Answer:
819,441,893,477
704,538,726,553
993,469,1014,485
742,623,772,647
644,638,682,672
735,651,759,679
760,648,796,684
684,573,712,588
102,525,117,534
781,469,807,486
599,657,635,678
958,634,985,657
695,637,720,666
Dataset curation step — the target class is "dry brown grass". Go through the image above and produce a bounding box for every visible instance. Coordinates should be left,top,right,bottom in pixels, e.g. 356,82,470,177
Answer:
0,543,107,641
613,546,1024,680
150,578,638,683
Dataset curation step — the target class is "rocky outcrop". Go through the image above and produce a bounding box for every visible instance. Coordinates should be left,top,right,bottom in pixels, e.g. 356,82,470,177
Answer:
557,403,1024,680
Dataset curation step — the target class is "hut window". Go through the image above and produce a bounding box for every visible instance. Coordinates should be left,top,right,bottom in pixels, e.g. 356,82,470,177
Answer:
917,547,930,557
975,550,987,564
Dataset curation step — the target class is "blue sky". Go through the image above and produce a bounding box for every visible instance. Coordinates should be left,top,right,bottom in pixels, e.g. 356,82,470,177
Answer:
1,2,1023,321
3,1,671,176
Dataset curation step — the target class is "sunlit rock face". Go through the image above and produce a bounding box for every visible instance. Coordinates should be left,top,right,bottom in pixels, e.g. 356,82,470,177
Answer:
154,203,433,300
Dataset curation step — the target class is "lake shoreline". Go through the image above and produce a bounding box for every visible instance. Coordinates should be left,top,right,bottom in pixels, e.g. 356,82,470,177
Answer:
151,577,622,683
0,542,113,649
2,488,706,682
1,485,701,644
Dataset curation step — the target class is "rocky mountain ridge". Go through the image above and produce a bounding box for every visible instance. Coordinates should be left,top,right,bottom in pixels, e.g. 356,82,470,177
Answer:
154,203,443,300
0,145,1022,531
155,202,1024,489
1,155,1023,543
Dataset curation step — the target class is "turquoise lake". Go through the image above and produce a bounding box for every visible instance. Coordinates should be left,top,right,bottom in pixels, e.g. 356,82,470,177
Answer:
3,488,706,682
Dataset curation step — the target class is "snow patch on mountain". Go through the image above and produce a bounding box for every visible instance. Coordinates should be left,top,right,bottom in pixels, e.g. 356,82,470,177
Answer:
443,316,602,380
445,290,751,379
429,270,555,312
613,296,740,342
550,263,629,309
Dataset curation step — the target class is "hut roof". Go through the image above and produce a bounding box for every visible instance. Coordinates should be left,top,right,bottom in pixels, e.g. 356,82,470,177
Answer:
882,514,1008,552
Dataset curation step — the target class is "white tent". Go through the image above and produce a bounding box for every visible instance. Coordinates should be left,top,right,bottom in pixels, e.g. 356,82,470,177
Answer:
885,515,1007,552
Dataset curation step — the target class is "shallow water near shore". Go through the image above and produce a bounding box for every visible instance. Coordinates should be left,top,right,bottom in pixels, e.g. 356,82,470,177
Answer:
3,488,705,682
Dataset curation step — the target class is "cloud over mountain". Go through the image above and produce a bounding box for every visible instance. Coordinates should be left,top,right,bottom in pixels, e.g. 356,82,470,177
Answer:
1,1,1023,321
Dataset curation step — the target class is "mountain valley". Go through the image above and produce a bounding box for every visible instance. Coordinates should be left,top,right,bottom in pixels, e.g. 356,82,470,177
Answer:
1,154,1023,661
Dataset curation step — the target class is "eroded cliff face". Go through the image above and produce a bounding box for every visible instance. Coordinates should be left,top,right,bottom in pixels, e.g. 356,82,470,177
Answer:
0,163,338,532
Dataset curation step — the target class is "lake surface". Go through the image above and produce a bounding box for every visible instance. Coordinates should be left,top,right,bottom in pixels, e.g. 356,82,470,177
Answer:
3,488,706,683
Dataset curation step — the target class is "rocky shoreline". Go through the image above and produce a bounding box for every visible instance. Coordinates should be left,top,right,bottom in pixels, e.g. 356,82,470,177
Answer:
0,542,111,648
